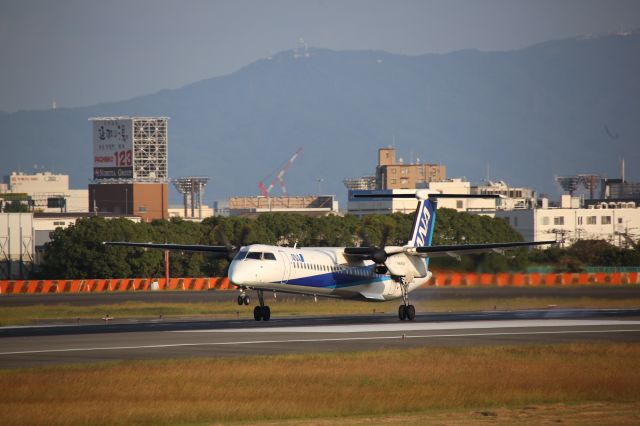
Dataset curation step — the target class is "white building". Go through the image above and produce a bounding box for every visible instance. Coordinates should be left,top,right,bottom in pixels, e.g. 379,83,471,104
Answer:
347,179,515,215
0,213,33,279
3,171,88,213
496,195,640,248
472,180,536,210
168,205,215,221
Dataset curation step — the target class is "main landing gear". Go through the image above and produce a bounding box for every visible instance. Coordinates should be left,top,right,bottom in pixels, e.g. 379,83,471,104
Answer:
398,278,416,321
253,289,271,321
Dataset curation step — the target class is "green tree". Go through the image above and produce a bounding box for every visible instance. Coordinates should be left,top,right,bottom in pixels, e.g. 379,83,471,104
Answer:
40,209,540,278
3,201,30,213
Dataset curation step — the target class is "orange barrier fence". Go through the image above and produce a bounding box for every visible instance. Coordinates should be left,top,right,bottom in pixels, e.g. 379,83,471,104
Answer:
0,277,231,295
428,271,640,287
1,273,639,294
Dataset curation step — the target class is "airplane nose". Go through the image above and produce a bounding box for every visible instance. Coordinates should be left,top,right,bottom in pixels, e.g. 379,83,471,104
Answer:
228,262,246,285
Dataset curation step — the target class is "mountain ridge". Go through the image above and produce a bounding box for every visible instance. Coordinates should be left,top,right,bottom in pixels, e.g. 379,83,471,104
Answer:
2,32,639,204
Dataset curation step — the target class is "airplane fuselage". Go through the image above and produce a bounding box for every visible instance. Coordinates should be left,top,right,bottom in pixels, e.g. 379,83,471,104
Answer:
228,244,429,301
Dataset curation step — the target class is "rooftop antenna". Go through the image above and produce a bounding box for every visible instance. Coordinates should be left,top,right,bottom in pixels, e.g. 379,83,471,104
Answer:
294,38,309,58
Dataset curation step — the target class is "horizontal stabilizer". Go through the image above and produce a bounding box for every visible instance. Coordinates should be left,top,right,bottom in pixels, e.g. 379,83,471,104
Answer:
408,240,556,257
352,191,500,200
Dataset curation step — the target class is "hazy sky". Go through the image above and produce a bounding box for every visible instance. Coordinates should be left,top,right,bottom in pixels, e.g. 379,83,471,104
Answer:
2,0,640,112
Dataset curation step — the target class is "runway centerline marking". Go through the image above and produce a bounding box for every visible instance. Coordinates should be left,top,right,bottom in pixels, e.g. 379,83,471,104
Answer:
1,328,639,356
172,319,640,333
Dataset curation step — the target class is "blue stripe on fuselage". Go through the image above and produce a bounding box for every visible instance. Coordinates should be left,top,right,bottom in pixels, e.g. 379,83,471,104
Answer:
278,267,389,289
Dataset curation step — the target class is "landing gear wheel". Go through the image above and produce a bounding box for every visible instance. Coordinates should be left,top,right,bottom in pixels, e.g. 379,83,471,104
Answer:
406,304,416,321
237,295,244,306
243,295,250,305
261,306,271,321
253,305,263,321
398,305,407,321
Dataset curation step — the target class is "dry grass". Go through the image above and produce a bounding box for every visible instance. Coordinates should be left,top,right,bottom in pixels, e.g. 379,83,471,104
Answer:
1,295,639,326
246,402,640,425
0,297,640,326
1,343,639,425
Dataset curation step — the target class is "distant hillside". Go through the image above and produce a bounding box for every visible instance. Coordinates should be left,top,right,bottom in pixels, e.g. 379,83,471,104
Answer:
2,32,639,204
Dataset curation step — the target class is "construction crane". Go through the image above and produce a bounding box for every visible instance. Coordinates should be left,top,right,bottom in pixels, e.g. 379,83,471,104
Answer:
258,147,303,197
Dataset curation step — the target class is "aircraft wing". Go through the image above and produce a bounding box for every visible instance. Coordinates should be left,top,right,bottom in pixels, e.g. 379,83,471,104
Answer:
407,240,556,257
103,241,231,255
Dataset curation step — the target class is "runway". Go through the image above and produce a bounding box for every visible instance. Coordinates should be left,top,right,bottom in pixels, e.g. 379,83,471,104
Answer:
4,286,640,306
2,308,640,369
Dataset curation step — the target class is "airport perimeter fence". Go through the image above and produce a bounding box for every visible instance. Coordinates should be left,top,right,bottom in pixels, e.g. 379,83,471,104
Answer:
0,272,639,295
0,277,231,295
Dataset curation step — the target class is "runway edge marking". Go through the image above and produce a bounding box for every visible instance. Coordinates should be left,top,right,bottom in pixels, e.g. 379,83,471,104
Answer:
1,328,640,356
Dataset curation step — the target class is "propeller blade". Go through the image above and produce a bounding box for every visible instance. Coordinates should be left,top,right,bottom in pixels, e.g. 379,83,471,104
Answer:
239,224,252,246
214,225,238,261
379,225,390,248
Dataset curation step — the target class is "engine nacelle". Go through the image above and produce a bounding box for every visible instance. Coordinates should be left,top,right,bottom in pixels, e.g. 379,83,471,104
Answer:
384,253,428,278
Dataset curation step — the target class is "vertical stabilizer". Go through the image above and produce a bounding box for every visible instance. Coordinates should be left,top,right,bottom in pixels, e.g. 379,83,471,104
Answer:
408,197,437,247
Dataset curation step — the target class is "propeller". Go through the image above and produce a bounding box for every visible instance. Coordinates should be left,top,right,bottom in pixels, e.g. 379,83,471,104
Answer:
345,225,392,267
214,223,253,261
215,226,237,261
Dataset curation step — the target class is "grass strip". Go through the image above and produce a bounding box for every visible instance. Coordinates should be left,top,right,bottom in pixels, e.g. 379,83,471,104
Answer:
1,296,639,326
1,343,639,425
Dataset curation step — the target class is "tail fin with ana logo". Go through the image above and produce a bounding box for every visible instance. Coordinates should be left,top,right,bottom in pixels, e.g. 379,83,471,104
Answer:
408,198,437,248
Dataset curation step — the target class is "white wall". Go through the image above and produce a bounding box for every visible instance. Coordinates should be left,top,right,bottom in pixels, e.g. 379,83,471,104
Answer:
497,206,640,247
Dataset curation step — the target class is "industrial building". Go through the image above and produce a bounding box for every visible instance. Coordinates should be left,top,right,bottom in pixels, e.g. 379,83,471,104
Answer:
228,196,339,217
0,213,33,279
88,183,168,221
1,211,141,279
88,117,169,221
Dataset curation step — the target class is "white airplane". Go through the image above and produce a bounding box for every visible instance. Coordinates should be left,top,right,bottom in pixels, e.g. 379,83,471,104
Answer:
104,190,555,321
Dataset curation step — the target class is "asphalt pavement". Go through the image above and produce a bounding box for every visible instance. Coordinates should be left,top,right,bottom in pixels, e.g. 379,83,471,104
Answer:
2,308,639,369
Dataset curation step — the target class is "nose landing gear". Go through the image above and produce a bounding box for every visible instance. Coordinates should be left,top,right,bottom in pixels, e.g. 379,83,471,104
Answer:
237,290,250,306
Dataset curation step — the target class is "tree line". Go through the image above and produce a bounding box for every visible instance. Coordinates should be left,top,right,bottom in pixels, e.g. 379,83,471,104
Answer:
39,210,639,279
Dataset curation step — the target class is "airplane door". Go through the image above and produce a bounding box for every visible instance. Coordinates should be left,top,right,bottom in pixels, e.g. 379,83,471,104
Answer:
279,251,291,284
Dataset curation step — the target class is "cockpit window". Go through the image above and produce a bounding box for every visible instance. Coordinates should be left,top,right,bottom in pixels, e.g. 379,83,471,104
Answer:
246,252,262,260
234,249,249,261
263,252,276,261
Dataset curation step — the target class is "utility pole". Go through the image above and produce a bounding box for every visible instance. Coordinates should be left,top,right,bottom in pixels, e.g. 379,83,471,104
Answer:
164,250,170,288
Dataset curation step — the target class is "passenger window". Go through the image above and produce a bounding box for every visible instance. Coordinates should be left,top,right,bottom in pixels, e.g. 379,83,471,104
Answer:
263,252,276,261
246,252,262,260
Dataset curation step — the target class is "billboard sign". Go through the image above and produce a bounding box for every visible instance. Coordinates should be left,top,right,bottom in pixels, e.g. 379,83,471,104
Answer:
92,119,134,179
